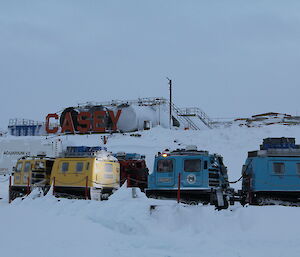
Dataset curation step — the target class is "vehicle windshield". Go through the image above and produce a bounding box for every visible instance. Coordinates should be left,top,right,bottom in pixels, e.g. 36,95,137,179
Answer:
16,162,23,172
157,159,173,172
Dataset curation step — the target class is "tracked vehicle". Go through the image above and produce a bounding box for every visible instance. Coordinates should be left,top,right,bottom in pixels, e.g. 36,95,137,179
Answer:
50,146,120,200
9,155,54,201
146,146,232,209
241,137,300,205
114,152,148,191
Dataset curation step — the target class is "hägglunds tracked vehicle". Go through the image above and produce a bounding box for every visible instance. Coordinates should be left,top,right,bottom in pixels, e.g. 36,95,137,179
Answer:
114,152,149,191
50,146,120,200
10,155,54,201
240,137,300,205
146,146,233,209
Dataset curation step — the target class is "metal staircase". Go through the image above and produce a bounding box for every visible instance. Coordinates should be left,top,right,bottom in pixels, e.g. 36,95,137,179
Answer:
178,107,214,129
168,101,201,130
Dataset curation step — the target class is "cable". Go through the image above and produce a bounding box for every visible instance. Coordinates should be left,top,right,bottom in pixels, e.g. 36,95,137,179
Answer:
126,177,147,184
227,159,253,184
227,175,243,184
89,180,118,186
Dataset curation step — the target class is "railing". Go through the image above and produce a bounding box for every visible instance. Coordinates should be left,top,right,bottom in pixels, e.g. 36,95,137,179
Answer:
77,97,167,108
178,107,214,129
8,118,45,126
168,102,201,130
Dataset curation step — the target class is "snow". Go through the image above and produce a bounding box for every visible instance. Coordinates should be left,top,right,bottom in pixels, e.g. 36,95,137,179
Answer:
184,115,211,130
0,137,56,175
93,150,118,161
1,125,300,257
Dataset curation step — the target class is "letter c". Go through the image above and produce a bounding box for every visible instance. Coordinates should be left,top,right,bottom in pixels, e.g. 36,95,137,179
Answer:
46,113,59,134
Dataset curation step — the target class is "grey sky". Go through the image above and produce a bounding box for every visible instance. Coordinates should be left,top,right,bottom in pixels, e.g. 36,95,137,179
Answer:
1,0,300,128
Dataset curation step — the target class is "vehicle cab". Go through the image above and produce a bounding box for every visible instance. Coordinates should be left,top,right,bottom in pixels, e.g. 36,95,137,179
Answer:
50,146,120,200
114,152,149,191
241,137,300,205
146,145,230,208
10,155,54,200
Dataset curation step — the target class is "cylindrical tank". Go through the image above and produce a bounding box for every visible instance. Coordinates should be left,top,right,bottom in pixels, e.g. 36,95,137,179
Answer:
114,105,139,132
60,107,79,131
88,105,112,129
113,104,170,132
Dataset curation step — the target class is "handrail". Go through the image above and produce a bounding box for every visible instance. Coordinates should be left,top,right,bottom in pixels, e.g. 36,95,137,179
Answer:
77,97,167,108
178,107,214,129
167,101,201,130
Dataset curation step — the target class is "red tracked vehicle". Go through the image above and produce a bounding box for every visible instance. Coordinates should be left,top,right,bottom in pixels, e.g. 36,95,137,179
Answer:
114,153,149,191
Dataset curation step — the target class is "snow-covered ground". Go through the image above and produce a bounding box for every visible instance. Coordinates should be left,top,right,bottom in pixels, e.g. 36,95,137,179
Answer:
1,125,300,257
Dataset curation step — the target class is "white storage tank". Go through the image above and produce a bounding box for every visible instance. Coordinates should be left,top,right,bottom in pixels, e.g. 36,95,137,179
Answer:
113,104,170,132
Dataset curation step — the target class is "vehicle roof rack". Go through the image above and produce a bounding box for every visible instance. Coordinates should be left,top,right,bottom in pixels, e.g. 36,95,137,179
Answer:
63,146,108,157
260,137,299,150
114,152,145,160
170,149,209,156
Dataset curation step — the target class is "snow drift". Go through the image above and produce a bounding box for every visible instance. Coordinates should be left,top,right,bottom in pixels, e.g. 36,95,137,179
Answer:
1,125,300,257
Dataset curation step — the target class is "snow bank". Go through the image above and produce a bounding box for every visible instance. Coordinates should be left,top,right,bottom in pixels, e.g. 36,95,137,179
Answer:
1,125,300,257
1,183,300,257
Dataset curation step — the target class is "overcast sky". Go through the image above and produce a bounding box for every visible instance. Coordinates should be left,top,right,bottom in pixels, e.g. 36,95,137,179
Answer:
1,0,300,128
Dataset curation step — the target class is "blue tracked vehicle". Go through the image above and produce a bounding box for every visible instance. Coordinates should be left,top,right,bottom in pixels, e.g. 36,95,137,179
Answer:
145,146,233,209
241,137,300,205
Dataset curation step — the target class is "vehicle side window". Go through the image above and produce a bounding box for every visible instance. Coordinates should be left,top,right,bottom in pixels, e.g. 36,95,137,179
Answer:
105,163,113,172
24,162,31,172
273,163,284,174
157,159,173,172
297,163,300,174
76,162,84,172
61,162,69,173
184,159,201,172
16,162,23,172
86,162,90,170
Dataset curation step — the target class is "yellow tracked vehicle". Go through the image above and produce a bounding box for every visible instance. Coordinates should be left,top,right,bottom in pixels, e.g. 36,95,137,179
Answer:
50,146,120,200
10,155,55,201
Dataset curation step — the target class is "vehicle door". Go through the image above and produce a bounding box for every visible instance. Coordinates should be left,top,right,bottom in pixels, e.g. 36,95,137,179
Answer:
14,161,23,185
22,161,31,185
181,157,203,188
155,158,175,187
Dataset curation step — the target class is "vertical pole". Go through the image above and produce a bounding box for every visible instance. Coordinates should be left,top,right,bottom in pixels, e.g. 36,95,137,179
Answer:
167,78,172,129
158,102,161,126
85,176,88,200
9,176,12,203
132,187,137,198
177,173,181,203
53,177,56,196
27,176,30,195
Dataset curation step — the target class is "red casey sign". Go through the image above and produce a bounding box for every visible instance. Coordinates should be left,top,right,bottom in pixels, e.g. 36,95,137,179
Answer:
45,110,122,134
